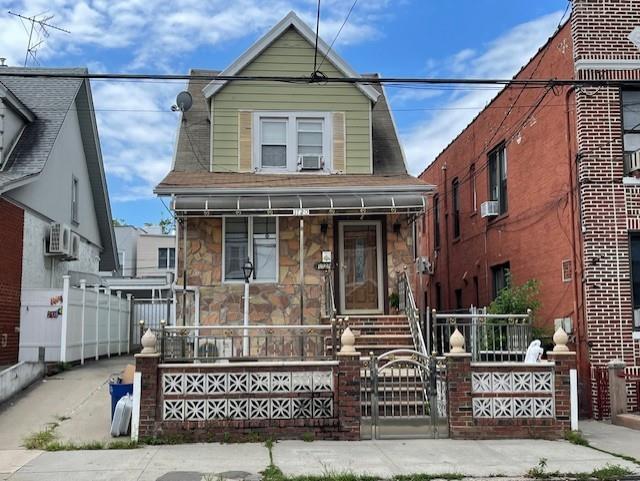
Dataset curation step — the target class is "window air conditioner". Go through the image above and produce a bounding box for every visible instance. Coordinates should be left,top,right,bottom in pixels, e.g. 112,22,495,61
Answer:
629,150,640,173
47,223,71,256
480,200,499,218
298,154,323,170
66,232,80,261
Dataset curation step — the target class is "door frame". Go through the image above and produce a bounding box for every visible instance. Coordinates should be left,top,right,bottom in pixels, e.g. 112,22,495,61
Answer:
337,219,385,315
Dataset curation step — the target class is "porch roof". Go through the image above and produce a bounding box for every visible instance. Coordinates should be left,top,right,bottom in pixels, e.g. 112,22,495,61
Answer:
171,191,427,217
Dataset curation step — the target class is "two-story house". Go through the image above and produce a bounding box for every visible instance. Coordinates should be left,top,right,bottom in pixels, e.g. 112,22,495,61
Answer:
0,67,118,365
155,12,433,333
420,0,640,417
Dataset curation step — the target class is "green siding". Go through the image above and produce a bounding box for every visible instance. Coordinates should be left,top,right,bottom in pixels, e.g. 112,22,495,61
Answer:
212,27,372,174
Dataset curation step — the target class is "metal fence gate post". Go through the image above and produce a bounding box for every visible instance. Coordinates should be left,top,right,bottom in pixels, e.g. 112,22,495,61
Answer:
370,352,378,440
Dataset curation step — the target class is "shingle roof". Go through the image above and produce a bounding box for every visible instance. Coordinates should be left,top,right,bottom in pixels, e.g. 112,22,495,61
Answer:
156,171,431,194
0,68,84,189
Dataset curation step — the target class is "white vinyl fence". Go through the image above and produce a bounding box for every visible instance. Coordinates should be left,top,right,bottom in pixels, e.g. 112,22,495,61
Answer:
19,275,131,363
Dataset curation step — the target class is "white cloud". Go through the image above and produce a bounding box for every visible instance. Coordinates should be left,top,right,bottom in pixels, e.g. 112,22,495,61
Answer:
401,10,564,175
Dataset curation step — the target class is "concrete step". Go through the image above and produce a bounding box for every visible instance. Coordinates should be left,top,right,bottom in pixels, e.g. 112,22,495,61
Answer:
349,325,412,335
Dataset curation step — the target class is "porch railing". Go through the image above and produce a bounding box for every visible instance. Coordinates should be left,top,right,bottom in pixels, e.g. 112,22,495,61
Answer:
159,323,338,362
398,271,428,357
432,308,532,362
324,272,337,320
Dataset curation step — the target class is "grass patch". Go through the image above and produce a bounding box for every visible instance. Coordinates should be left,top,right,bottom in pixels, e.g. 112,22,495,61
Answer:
589,464,633,481
527,458,633,481
23,426,57,450
526,458,560,479
301,432,315,443
564,430,590,447
393,475,464,481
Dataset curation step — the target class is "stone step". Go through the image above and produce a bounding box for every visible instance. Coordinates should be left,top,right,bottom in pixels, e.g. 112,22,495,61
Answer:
349,325,412,335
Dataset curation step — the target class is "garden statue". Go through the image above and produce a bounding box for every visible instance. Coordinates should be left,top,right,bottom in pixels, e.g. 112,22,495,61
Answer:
524,340,544,363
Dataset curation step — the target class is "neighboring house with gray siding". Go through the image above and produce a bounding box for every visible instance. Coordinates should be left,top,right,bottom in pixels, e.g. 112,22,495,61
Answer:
0,66,118,364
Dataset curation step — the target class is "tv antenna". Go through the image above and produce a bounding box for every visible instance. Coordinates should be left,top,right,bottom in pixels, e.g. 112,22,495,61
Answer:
8,11,71,67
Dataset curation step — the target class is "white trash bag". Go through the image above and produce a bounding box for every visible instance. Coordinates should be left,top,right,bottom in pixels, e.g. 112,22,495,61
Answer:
110,393,133,437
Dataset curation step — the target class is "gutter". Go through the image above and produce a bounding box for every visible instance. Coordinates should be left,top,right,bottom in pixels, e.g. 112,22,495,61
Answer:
154,184,436,197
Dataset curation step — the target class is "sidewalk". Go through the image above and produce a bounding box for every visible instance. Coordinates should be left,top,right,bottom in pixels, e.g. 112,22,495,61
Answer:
581,419,640,460
3,438,638,481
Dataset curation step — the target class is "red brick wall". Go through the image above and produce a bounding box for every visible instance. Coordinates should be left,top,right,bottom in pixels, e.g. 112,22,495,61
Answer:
570,0,640,414
135,355,361,442
0,198,24,365
446,354,575,439
419,23,578,333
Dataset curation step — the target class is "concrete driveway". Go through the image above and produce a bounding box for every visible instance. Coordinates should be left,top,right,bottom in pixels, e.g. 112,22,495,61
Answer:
0,355,133,450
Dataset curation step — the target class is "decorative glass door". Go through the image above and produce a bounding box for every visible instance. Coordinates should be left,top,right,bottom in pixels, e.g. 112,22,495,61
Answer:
339,221,383,313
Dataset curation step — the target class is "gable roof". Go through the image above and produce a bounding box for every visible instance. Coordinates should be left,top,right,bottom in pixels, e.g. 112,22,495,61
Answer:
202,11,380,102
0,67,118,272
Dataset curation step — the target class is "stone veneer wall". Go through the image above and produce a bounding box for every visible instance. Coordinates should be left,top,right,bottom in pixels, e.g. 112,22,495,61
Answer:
178,214,415,325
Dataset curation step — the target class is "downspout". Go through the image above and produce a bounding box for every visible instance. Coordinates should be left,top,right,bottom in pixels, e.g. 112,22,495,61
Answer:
442,164,451,309
565,85,591,415
0,99,5,167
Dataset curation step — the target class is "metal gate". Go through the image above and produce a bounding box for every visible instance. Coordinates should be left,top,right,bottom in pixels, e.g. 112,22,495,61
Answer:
361,349,448,439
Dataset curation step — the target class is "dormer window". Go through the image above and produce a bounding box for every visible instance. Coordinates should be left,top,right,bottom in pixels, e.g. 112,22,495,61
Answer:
253,112,331,172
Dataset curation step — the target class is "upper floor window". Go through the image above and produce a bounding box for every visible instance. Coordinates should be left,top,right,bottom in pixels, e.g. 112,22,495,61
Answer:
158,247,176,269
224,216,278,282
71,176,79,224
623,90,640,175
254,112,331,172
488,144,508,215
452,178,460,239
469,163,477,212
433,194,440,249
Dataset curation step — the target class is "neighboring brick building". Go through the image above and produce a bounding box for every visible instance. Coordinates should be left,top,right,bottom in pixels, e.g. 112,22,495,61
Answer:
0,198,24,365
420,0,640,416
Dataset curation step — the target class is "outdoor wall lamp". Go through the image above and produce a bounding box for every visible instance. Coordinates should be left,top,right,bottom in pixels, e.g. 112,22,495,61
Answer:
242,258,254,282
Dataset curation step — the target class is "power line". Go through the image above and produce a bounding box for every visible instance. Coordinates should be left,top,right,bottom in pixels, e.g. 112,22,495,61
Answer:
1,70,639,88
317,0,358,72
312,0,321,74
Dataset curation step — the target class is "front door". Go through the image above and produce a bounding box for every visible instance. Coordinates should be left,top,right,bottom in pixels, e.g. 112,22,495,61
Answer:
338,220,383,314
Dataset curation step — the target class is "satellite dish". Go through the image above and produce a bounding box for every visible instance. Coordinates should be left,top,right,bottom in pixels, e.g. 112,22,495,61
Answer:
175,91,193,112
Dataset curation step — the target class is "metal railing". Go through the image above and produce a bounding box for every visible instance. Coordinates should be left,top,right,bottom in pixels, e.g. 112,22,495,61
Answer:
432,307,532,362
398,271,428,357
324,272,337,320
159,323,338,362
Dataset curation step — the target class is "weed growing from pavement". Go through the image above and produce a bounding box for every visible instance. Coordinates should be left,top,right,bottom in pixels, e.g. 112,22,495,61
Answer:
301,432,315,442
22,425,57,449
392,475,464,481
564,430,589,447
24,420,139,451
526,458,632,480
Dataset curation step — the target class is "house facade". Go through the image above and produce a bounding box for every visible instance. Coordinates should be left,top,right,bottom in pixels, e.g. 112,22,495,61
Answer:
0,67,118,365
135,225,176,279
420,0,640,416
156,12,433,328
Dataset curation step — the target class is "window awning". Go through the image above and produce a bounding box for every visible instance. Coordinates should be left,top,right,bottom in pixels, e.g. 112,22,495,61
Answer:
172,193,426,217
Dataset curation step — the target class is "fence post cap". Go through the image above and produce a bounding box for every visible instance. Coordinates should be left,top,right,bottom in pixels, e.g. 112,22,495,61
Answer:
338,326,358,356
607,359,626,369
449,328,465,353
552,326,569,352
140,328,157,355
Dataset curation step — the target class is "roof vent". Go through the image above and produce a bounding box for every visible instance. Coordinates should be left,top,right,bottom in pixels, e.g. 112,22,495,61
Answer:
0,58,6,67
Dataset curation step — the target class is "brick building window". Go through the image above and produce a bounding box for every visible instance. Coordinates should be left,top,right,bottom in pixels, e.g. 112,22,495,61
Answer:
454,288,463,310
488,145,507,214
452,178,460,239
491,262,510,299
623,90,640,175
433,195,440,249
630,234,640,330
470,163,477,213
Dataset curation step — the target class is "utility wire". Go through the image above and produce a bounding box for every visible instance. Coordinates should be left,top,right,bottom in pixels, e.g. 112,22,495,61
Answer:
312,0,321,74
317,0,358,72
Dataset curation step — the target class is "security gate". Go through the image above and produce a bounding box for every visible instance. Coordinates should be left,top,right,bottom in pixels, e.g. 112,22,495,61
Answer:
361,349,448,439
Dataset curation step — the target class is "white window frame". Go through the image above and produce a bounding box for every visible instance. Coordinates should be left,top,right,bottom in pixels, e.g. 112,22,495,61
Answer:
222,216,279,283
158,247,176,269
252,111,332,173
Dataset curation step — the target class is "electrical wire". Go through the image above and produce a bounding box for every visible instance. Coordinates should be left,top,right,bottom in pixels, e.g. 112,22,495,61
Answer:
316,0,358,73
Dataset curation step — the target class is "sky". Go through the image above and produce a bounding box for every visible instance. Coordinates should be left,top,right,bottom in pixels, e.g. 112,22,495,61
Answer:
0,0,569,227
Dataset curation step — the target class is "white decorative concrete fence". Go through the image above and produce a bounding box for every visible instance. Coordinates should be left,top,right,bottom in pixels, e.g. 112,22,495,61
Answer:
19,276,131,363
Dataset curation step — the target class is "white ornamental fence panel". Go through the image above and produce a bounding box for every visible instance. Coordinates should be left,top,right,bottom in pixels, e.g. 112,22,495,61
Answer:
19,275,131,363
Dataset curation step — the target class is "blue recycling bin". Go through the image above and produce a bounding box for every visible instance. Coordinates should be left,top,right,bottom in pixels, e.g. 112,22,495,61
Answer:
109,381,133,420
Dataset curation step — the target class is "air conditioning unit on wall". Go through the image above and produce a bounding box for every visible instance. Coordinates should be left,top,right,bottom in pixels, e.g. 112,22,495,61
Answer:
629,150,640,173
298,154,323,170
67,232,80,261
46,223,71,256
480,200,499,218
